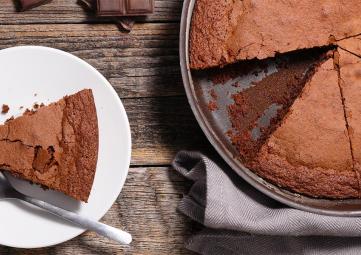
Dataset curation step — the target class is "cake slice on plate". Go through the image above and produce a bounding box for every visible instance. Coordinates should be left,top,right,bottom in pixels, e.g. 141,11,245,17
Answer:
0,89,98,202
249,58,359,198
190,0,361,69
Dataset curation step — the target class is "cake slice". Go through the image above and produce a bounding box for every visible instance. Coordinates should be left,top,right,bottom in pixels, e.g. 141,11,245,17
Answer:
190,0,361,69
338,48,361,190
0,89,98,202
249,59,358,198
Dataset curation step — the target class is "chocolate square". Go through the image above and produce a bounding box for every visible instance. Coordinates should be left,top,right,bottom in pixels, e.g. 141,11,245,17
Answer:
97,0,125,16
126,0,153,14
97,0,154,16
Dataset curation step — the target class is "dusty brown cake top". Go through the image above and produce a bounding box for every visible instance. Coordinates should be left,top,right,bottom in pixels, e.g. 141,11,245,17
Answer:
190,0,361,69
0,89,98,202
250,58,359,198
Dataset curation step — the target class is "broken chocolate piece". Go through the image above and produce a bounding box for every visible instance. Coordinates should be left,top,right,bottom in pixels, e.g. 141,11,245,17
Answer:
97,0,154,16
115,17,135,32
1,104,9,114
18,0,51,11
78,0,96,10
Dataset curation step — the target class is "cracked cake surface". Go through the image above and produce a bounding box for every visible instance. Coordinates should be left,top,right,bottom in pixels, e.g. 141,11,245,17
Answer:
190,0,361,69
0,89,98,202
338,47,361,192
338,36,361,58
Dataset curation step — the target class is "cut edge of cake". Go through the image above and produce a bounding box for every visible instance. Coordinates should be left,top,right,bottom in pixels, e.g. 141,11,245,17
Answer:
227,49,331,162
249,56,359,199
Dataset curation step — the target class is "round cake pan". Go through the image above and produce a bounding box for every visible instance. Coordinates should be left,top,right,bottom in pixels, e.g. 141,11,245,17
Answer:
179,0,361,216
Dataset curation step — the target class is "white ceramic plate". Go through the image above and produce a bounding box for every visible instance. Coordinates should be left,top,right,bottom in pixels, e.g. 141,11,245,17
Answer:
0,46,131,248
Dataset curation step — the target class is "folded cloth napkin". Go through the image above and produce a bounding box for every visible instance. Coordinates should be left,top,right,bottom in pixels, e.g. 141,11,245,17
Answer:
172,151,361,255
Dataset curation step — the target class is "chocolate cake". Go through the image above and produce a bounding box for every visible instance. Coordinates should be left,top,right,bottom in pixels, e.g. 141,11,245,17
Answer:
189,0,361,69
227,49,328,162
223,45,361,198
218,43,361,198
189,2,361,199
249,58,359,198
0,89,98,202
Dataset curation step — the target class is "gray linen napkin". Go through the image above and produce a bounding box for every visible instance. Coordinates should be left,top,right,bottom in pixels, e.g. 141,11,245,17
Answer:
172,151,361,255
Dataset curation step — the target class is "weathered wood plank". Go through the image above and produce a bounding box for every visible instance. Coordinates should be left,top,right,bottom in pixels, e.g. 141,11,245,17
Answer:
0,167,197,254
0,0,182,24
0,23,184,98
125,96,215,166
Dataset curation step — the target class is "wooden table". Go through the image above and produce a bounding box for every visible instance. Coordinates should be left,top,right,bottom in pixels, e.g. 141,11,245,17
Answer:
0,1,215,254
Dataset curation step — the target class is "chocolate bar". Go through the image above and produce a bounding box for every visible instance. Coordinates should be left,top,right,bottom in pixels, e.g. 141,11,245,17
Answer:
97,0,154,16
18,0,51,11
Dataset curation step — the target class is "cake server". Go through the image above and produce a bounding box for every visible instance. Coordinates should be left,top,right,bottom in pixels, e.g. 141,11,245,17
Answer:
0,172,132,245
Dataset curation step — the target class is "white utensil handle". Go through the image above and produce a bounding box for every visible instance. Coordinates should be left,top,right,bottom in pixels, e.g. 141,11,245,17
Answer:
21,196,132,245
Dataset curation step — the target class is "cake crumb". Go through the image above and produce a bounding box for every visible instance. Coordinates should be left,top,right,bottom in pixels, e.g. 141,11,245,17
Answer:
24,108,36,116
210,89,218,100
207,101,218,112
1,104,9,114
232,82,241,88
5,116,14,123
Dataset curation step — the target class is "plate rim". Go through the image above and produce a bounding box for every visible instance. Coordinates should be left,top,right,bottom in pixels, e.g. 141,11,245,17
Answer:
0,45,132,248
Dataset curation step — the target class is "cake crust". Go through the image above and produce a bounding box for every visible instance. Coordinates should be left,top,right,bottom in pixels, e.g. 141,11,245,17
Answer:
60,89,99,202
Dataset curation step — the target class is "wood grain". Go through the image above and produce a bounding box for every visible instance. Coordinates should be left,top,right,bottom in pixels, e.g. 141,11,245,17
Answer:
0,167,197,254
0,0,182,24
0,23,184,98
125,96,215,166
